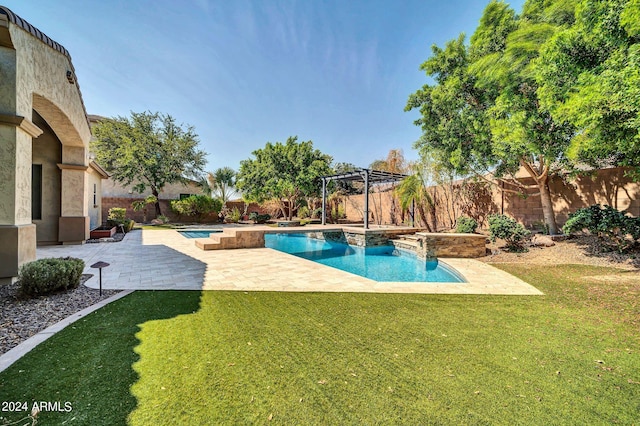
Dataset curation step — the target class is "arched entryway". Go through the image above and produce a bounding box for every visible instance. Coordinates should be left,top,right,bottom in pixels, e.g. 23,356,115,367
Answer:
0,6,94,284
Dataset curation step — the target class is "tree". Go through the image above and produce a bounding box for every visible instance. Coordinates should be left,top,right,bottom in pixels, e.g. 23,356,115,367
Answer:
236,136,333,220
406,0,577,234
369,149,408,225
206,167,236,203
92,111,207,216
536,0,640,177
395,163,435,231
369,149,408,173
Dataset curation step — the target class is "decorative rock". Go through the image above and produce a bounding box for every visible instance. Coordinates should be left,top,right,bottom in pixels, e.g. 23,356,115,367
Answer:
0,276,120,355
150,219,164,225
531,234,555,247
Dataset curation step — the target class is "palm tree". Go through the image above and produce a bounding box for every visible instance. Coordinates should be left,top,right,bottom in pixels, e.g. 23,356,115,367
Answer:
207,167,237,203
395,165,435,232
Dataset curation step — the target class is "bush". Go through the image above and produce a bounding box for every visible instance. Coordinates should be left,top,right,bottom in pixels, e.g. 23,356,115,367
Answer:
248,211,271,224
107,207,127,226
170,195,222,218
256,214,271,224
124,219,135,232
455,216,478,233
19,257,85,298
488,214,531,251
330,205,346,222
563,204,640,252
225,207,241,223
157,215,170,224
298,206,310,219
313,208,323,219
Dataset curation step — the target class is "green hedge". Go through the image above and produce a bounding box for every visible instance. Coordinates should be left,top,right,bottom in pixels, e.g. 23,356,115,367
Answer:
19,257,85,298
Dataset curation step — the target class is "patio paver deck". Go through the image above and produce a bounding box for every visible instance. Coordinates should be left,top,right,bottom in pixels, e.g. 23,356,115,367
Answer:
36,228,543,295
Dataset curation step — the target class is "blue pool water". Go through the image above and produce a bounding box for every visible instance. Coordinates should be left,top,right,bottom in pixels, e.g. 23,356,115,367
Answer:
265,233,465,283
178,230,222,238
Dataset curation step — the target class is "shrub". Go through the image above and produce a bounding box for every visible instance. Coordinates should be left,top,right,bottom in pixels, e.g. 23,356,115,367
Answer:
107,207,127,226
298,206,310,219
488,214,531,251
170,195,222,218
330,205,346,222
313,208,323,219
563,204,640,252
124,219,135,232
248,211,271,224
157,215,170,224
455,216,478,233
19,257,85,298
256,214,271,224
225,207,241,223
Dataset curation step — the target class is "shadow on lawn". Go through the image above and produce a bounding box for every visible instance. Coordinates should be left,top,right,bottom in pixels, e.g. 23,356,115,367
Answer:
0,291,203,425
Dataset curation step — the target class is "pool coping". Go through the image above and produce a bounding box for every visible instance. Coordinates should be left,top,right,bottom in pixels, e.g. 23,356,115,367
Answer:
35,228,543,295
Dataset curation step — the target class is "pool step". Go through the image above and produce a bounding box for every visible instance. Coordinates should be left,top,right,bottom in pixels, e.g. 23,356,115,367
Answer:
389,233,421,252
195,229,265,250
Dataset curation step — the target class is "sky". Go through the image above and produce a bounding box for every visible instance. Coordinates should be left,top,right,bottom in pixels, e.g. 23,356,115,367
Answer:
4,0,525,172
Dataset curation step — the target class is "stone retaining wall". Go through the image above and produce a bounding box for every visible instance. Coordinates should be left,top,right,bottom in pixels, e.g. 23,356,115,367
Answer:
415,233,487,258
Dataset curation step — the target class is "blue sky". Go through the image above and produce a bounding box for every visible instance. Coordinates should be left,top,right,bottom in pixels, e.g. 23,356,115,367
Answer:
5,0,525,172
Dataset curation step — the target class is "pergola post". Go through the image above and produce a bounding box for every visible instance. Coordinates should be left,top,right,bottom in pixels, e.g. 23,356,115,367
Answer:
363,170,369,229
321,177,327,225
319,169,407,231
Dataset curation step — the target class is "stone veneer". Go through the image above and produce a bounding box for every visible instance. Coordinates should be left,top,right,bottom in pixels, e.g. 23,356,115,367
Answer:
307,227,422,247
194,226,487,259
413,232,487,258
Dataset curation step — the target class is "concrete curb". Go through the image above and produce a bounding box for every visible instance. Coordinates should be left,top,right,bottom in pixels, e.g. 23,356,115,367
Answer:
0,290,134,373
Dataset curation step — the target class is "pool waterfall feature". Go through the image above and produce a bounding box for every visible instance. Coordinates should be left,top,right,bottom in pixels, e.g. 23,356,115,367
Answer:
194,225,487,259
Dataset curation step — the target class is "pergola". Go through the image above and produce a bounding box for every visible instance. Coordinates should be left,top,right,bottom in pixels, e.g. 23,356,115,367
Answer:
320,169,409,229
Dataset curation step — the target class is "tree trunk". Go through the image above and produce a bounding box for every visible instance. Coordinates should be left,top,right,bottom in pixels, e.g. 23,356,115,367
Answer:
278,200,287,220
152,188,162,217
519,158,559,235
417,205,433,232
538,176,559,235
429,188,438,231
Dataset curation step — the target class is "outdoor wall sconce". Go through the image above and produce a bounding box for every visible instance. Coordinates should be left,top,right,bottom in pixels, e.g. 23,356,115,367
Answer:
66,70,75,84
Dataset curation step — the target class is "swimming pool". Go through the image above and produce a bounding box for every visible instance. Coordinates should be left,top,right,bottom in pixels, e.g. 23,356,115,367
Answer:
178,230,222,238
265,233,465,283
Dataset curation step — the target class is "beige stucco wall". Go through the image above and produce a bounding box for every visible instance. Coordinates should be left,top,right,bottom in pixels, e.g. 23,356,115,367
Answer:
1,19,92,225
0,9,93,281
31,111,61,244
11,26,91,147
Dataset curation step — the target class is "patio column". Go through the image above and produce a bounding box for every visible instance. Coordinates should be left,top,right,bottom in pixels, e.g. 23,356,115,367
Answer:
0,116,41,285
58,145,89,244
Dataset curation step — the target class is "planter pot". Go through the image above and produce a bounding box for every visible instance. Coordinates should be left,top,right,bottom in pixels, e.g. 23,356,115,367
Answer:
90,226,116,239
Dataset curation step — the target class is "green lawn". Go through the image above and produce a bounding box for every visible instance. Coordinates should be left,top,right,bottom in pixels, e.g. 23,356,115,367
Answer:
0,264,638,424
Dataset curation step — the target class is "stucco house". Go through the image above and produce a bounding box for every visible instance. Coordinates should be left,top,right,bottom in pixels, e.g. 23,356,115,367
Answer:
0,6,107,284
